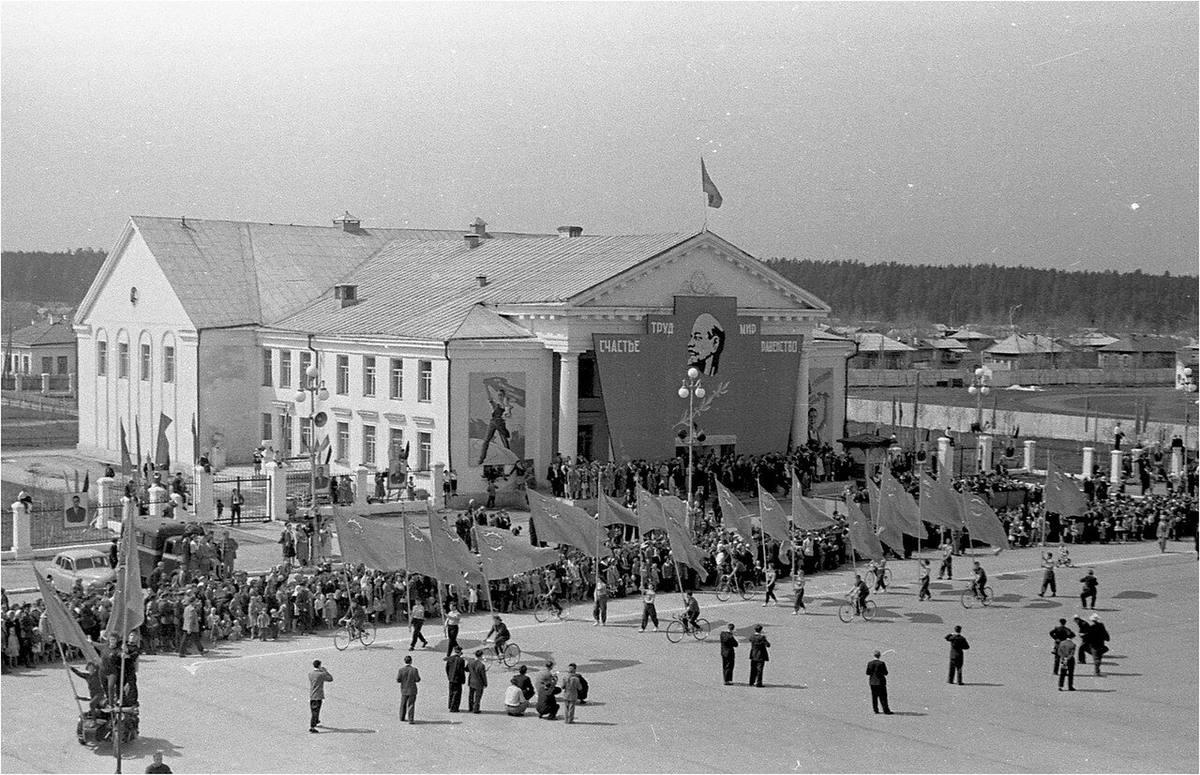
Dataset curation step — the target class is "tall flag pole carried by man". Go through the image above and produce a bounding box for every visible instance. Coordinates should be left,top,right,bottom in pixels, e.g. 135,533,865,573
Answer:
715,479,755,543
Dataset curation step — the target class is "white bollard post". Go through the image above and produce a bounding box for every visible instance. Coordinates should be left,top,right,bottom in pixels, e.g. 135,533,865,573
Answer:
1023,440,1037,471
1110,449,1123,488
355,465,370,507
11,501,33,560
1082,447,1095,478
193,464,215,522
1170,448,1183,478
978,435,993,473
266,461,287,522
148,484,169,518
432,463,446,509
937,436,952,476
96,476,117,529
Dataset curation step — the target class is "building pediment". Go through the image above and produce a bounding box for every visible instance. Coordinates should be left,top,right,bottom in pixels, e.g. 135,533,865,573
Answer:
570,232,829,316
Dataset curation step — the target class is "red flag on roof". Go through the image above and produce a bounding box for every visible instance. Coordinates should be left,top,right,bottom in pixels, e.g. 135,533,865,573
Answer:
701,158,723,209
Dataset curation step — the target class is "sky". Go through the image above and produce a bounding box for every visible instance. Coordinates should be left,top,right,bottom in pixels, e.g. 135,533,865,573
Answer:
2,1,1196,275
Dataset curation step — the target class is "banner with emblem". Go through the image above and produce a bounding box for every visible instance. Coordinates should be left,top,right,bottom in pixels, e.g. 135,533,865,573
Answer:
526,489,594,551
474,525,560,580
330,506,408,572
428,511,486,587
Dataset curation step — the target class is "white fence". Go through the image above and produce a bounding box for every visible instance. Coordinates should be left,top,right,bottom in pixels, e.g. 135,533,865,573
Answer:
849,368,1175,389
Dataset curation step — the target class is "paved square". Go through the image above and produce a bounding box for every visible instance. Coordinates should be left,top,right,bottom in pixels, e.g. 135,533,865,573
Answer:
2,544,1196,773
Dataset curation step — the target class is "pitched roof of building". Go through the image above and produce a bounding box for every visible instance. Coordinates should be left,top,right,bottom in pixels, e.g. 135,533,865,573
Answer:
985,333,1069,355
922,338,971,352
271,232,693,340
10,318,76,347
125,216,546,329
947,327,993,341
1063,331,1119,348
853,332,916,352
1097,335,1181,353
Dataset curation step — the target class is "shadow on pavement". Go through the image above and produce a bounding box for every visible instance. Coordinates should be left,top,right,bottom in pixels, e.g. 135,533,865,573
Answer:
887,711,927,716
318,726,377,734
903,613,944,624
1112,590,1157,599
961,682,1004,687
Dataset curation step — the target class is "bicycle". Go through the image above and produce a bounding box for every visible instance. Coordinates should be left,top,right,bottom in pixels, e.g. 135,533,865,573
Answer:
533,594,569,623
714,573,755,602
482,639,522,669
333,619,377,650
961,585,994,609
837,593,877,623
665,612,710,643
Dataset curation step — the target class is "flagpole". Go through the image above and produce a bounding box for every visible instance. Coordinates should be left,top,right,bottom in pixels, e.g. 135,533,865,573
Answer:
427,503,449,625
114,639,127,774
469,524,499,616
56,639,87,721
401,512,415,637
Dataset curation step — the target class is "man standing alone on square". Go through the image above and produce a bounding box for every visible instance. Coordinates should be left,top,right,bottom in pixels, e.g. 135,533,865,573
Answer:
396,655,420,723
945,625,969,685
748,624,770,687
866,650,892,714
719,623,738,685
308,660,332,733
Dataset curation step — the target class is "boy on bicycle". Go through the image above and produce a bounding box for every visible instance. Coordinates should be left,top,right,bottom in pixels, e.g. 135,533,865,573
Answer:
970,561,988,600
851,574,870,615
344,600,367,636
682,591,700,632
485,615,511,658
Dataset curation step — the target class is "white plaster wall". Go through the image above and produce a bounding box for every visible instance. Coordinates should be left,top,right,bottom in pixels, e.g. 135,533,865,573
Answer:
198,328,260,466
76,230,197,468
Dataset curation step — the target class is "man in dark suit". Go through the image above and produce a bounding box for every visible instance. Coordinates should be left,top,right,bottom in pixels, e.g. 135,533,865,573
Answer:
396,655,420,724
1074,613,1110,675
1056,634,1076,691
65,495,88,526
445,646,466,712
945,625,970,685
719,623,738,685
866,650,892,714
1049,618,1075,675
466,649,488,713
747,624,770,687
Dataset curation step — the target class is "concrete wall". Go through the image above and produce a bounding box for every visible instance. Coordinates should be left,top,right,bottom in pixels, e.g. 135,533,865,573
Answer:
848,396,1192,447
849,368,1175,388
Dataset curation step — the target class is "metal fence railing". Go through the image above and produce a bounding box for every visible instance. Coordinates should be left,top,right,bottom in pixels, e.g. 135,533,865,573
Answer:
27,504,117,550
212,474,270,524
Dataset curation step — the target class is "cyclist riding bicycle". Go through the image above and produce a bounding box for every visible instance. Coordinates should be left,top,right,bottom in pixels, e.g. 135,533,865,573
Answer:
682,591,700,632
545,578,563,616
485,615,511,658
970,561,988,599
342,600,367,636
851,574,870,615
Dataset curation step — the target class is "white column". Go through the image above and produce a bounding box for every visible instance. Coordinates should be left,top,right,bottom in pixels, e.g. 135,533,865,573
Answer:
355,465,370,506
432,462,446,509
193,464,215,522
978,435,993,473
1081,447,1095,478
96,476,118,529
148,484,169,518
790,341,812,449
11,501,32,560
1023,440,1037,471
558,352,580,461
266,461,287,522
1170,447,1183,478
1109,449,1123,488
40,373,50,395
937,436,952,476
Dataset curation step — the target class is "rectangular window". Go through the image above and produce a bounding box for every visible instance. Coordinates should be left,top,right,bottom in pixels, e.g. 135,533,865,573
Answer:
41,356,52,374
262,349,273,387
579,357,597,398
389,427,405,462
389,358,404,399
301,418,313,452
363,424,376,466
418,360,432,402
281,414,294,455
336,421,350,461
57,355,69,374
140,344,151,381
299,351,312,384
280,350,292,389
262,413,273,441
363,356,376,397
418,432,432,471
96,342,108,376
163,346,175,383
336,355,349,395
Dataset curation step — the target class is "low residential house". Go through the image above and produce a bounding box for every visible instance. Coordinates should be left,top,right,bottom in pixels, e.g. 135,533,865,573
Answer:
5,316,77,377
1097,335,1180,370
983,333,1071,370
1061,330,1118,368
1176,344,1198,391
850,332,917,369
946,327,994,355
912,337,971,369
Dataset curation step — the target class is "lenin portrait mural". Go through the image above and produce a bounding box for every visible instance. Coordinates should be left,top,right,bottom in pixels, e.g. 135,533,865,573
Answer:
593,296,803,461
468,373,527,467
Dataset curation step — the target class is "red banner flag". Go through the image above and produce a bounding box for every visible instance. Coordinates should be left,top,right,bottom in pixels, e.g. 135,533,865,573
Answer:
845,495,884,561
715,479,754,542
527,489,595,552
701,157,723,209
106,521,145,640
635,484,668,534
756,481,792,542
475,525,560,581
660,495,709,575
34,570,100,664
598,493,639,528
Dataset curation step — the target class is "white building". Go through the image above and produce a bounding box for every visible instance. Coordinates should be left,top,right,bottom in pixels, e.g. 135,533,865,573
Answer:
75,214,853,502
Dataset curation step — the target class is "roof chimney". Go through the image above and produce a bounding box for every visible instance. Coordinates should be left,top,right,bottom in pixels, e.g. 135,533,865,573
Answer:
476,275,489,287
469,217,488,238
333,284,359,307
333,211,361,232
464,234,482,249
557,225,583,238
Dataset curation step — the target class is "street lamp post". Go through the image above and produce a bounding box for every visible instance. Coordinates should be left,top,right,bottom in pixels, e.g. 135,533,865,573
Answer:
967,366,991,475
678,367,706,534
295,363,329,563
